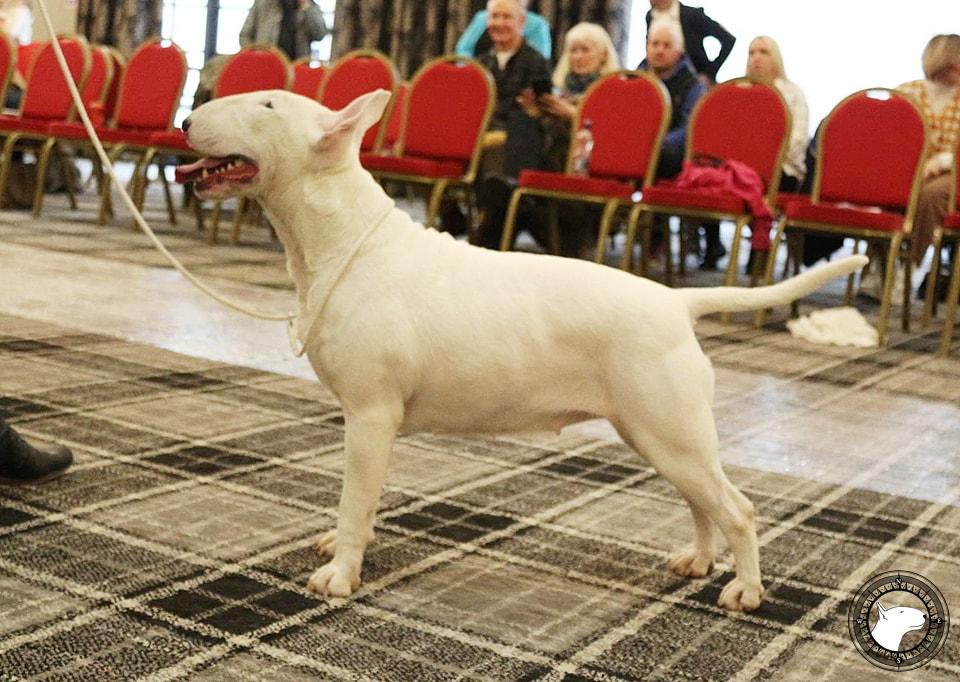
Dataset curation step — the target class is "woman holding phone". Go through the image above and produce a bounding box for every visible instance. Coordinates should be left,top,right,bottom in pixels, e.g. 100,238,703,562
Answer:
472,22,620,254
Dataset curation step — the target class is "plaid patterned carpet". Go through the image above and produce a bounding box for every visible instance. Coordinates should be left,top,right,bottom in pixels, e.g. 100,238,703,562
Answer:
1,309,958,680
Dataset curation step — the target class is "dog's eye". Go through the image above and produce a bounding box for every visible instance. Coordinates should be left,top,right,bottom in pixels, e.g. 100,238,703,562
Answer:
263,101,274,109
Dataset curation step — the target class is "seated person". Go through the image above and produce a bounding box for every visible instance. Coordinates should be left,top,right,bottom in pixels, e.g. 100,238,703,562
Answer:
745,35,809,193
472,22,620,253
637,19,708,264
456,0,552,59
475,0,552,134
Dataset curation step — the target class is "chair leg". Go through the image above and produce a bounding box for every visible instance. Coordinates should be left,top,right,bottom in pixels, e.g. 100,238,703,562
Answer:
902,253,912,332
158,163,177,225
31,138,57,218
923,230,943,326
877,235,902,346
789,234,803,319
53,143,78,210
231,197,248,244
721,217,748,323
593,200,619,265
844,239,860,305
754,224,788,327
98,145,125,225
620,204,645,273
0,133,22,207
939,239,960,356
546,201,560,255
425,180,449,230
499,188,525,252
662,217,674,286
208,201,222,243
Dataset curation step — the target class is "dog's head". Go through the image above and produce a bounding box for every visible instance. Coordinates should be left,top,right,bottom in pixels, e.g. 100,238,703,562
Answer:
875,601,927,633
175,89,391,200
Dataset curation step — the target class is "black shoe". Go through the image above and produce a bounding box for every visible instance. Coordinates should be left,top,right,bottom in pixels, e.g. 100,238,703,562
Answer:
0,426,73,484
916,267,952,302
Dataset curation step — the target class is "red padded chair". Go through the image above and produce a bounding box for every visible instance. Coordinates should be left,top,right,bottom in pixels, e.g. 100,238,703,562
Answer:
631,78,790,286
0,36,91,211
498,71,670,262
757,88,928,345
35,38,186,222
380,81,407,154
0,32,16,108
923,137,960,356
361,55,493,229
291,56,326,99
15,41,43,84
319,49,396,152
214,44,291,98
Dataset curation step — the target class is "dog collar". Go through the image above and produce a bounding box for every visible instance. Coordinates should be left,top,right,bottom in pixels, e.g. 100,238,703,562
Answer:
287,204,394,357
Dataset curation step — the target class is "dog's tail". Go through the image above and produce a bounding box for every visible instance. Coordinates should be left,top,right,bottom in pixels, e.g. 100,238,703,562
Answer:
679,254,868,320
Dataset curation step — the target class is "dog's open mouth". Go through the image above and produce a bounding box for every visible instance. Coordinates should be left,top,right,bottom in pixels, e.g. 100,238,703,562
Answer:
174,155,258,192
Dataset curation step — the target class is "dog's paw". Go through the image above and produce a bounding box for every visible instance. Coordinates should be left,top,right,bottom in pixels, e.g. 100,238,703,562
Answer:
668,549,714,578
717,577,764,612
306,560,360,598
314,529,376,557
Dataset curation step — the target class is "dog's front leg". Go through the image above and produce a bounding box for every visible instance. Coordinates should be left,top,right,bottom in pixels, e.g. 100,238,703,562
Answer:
307,410,399,597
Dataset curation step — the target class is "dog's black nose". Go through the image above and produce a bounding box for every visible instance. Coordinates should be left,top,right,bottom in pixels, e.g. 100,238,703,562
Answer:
181,117,191,133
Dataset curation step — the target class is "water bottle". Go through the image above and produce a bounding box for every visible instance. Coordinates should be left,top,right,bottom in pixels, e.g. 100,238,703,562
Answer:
573,118,594,176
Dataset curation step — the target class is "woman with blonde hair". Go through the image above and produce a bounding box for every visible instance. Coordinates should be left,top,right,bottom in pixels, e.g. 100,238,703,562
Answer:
898,34,960,274
746,35,809,191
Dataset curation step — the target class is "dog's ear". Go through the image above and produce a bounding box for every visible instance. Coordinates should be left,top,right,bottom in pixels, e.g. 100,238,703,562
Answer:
877,602,888,620
311,89,392,158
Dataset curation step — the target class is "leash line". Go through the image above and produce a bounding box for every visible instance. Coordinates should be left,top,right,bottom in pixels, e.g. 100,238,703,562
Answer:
33,0,295,326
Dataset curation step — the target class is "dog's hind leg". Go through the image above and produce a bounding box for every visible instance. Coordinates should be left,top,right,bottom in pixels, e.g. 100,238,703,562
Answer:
612,349,762,611
307,407,400,598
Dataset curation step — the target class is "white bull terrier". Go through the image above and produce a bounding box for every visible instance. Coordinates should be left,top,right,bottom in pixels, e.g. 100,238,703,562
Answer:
872,601,928,650
176,89,867,612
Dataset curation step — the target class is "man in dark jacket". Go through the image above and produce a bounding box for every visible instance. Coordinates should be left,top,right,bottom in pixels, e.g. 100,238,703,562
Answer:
638,19,706,179
476,0,551,131
646,0,735,84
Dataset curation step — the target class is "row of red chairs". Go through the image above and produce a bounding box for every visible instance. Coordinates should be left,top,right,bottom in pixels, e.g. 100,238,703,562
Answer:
3,37,954,353
487,73,948,348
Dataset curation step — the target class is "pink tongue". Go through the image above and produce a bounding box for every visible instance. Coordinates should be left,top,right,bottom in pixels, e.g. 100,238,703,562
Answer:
175,157,229,184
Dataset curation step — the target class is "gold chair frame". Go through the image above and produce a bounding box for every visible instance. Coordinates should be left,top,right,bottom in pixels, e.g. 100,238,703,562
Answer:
498,71,670,264
757,88,928,345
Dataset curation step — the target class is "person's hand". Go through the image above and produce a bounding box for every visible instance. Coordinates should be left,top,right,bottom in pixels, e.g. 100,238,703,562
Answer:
922,154,949,180
538,94,576,120
516,88,540,117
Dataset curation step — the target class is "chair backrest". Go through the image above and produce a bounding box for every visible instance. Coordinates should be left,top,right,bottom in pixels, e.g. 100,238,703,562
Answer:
814,88,927,211
571,71,670,186
399,56,493,178
382,81,408,153
112,38,186,130
81,44,114,108
102,47,125,121
688,78,791,199
0,31,15,108
291,56,326,99
20,36,91,121
214,45,291,98
319,49,395,151
16,41,43,83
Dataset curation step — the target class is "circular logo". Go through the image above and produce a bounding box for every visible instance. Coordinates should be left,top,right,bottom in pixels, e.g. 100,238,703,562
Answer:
848,570,949,671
